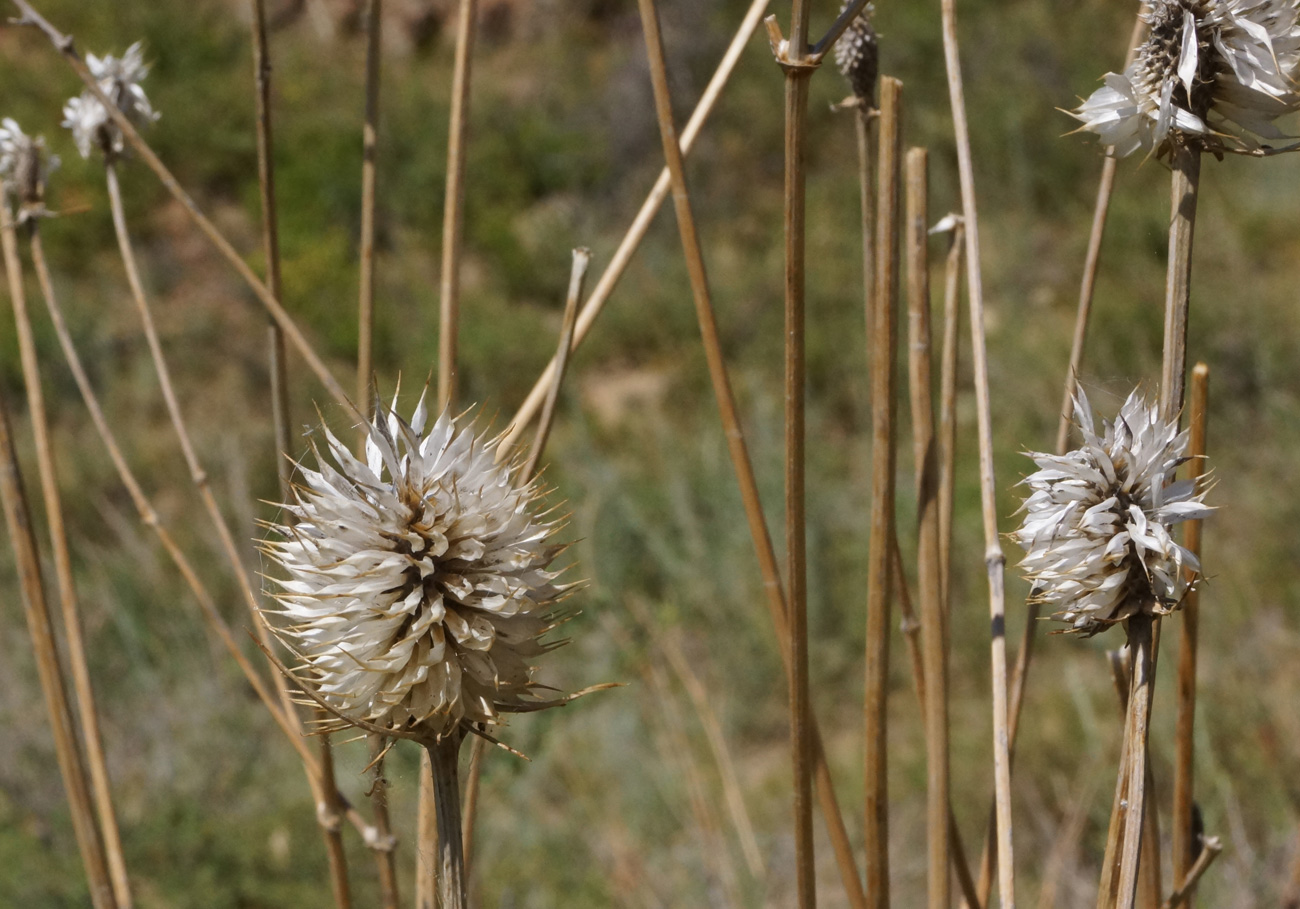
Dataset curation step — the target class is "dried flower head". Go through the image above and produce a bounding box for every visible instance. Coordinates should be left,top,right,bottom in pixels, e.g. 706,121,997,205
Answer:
62,42,160,160
1014,389,1212,635
0,118,58,218
262,393,573,741
834,2,879,105
1072,0,1300,156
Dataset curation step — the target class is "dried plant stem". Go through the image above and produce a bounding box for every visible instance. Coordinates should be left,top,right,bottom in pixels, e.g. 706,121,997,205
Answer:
368,736,400,909
940,0,1015,903
460,247,591,885
9,0,357,417
2,198,131,906
358,0,382,415
854,107,876,356
1116,615,1157,909
438,0,477,409
905,146,950,909
1,214,117,909
891,541,980,906
416,755,437,909
426,733,467,909
1172,363,1209,901
501,0,770,455
522,249,589,481
937,220,963,610
863,74,902,909
28,227,375,843
1162,837,1221,909
776,0,816,900
246,4,352,900
1160,153,1201,424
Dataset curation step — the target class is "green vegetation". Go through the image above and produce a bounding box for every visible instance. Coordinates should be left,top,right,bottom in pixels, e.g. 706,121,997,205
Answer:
2,0,1299,904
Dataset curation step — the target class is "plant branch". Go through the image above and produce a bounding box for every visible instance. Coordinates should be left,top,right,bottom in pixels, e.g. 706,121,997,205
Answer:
358,0,382,416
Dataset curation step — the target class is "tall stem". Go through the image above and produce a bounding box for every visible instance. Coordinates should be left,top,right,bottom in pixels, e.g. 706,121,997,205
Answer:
1116,615,1156,909
1160,145,1201,423
1172,363,1210,903
427,734,467,909
906,147,949,909
3,193,132,907
939,0,1015,903
358,0,382,415
438,0,477,410
864,74,901,909
1,202,116,909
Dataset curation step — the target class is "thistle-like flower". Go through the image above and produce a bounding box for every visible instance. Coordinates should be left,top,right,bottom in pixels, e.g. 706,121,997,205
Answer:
1072,0,1300,156
0,118,58,218
62,42,160,160
1014,389,1212,635
834,2,879,106
262,393,572,741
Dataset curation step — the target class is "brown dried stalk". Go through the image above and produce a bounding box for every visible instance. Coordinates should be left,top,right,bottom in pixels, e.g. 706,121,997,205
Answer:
437,0,477,410
427,732,468,909
27,225,375,843
1116,615,1157,909
1162,836,1221,909
0,208,117,909
245,2,352,899
368,734,400,909
2,193,131,905
500,0,771,455
937,219,962,613
358,0,382,417
939,0,1015,902
1172,363,1210,902
905,146,950,909
9,0,357,417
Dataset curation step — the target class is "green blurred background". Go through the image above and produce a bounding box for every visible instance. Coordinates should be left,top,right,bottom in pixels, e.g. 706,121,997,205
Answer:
1,0,1298,904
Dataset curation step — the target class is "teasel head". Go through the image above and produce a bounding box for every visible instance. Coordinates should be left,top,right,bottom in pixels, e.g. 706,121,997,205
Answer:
0,118,58,223
261,390,579,745
834,2,879,107
1013,389,1213,636
62,41,160,161
1072,0,1300,157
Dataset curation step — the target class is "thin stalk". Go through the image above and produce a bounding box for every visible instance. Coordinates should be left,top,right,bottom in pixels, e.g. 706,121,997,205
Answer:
522,248,589,482
891,540,979,906
246,4,351,900
937,221,962,613
853,106,876,375
778,0,815,898
1116,615,1156,909
416,754,437,909
368,736,400,909
10,0,357,417
906,147,949,909
1172,363,1210,901
1162,837,1221,909
427,733,467,909
358,0,382,416
1160,146,1201,423
0,214,116,909
104,160,285,700
638,2,863,905
2,195,131,906
940,0,1014,902
501,0,771,456
460,247,591,885
864,74,901,909
28,226,376,843
438,0,477,410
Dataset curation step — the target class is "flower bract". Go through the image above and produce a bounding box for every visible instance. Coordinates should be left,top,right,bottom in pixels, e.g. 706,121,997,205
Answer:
1014,389,1212,635
62,42,160,160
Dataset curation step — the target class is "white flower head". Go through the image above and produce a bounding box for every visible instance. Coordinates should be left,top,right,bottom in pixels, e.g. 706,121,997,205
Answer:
1014,389,1212,635
62,41,160,160
1072,0,1300,156
0,117,58,214
262,391,574,741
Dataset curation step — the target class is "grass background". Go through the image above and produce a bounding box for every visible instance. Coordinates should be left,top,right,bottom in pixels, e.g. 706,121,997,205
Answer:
2,0,1299,904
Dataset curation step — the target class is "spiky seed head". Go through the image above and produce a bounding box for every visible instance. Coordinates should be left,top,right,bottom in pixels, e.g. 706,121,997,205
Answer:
0,118,58,217
62,42,160,160
261,392,573,742
1072,0,1300,157
1013,389,1213,635
834,2,879,105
